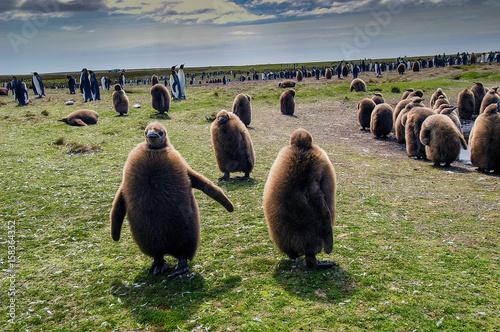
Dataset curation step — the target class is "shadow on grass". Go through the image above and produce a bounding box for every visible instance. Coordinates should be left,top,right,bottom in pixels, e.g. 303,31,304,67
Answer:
282,114,298,118
272,258,356,303
149,112,171,120
431,164,473,174
217,177,259,190
110,272,242,330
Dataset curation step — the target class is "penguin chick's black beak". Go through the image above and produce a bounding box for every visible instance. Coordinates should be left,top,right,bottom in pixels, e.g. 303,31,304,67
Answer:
218,116,229,124
146,131,159,138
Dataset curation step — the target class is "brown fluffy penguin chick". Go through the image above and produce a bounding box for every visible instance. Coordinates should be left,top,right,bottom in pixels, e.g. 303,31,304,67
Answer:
371,93,385,105
296,70,303,82
469,103,500,173
263,129,336,270
350,78,367,92
438,106,463,134
430,88,447,109
433,95,449,110
370,103,393,137
407,89,424,99
151,74,159,86
110,122,234,276
280,89,296,115
232,93,252,126
471,82,486,115
60,109,99,126
112,84,129,115
325,68,333,79
397,63,405,74
278,80,296,88
357,98,376,130
395,98,425,143
457,88,475,119
479,87,500,114
151,84,170,114
394,97,418,123
401,88,414,100
412,61,420,72
402,107,436,159
420,114,467,167
210,110,255,181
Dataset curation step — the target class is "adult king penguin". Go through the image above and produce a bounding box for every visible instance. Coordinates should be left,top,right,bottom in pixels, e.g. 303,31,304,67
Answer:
11,76,18,100
32,72,45,98
119,72,125,89
169,65,181,100
67,75,76,94
15,78,29,106
89,70,100,101
178,64,186,99
80,68,92,102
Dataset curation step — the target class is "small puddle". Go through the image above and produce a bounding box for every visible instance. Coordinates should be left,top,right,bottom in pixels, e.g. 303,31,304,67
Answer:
458,148,471,165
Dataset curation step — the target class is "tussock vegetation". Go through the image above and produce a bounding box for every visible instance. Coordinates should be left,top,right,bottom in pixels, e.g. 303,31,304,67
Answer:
0,61,499,331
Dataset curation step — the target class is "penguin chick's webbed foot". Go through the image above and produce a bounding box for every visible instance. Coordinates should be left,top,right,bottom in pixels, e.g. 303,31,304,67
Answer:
168,258,189,277
219,172,230,181
148,258,168,275
305,255,336,270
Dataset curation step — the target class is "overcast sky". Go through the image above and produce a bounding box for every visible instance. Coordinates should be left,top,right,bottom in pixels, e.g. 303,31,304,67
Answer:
1,0,499,75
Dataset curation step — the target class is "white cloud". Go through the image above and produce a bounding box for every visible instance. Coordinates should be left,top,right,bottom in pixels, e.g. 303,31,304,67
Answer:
108,0,275,25
60,25,83,31
228,31,258,35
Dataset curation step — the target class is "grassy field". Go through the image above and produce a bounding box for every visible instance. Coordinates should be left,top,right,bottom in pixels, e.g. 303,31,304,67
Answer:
1,63,499,331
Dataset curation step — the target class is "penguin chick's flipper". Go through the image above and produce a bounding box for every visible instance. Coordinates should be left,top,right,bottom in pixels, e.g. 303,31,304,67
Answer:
188,169,234,212
110,189,126,241
148,257,168,275
73,119,88,126
168,258,189,277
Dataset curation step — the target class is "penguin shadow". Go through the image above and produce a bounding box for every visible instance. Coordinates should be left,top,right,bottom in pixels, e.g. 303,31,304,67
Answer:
150,112,171,120
246,126,255,130
282,114,298,118
431,163,472,174
419,159,473,174
110,271,242,326
473,170,500,177
217,177,259,189
114,114,129,118
272,258,355,304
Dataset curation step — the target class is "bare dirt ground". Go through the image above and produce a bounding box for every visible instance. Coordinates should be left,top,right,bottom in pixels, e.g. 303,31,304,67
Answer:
205,63,500,170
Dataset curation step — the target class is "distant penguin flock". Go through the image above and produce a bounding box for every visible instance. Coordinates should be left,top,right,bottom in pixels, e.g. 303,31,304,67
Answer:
354,80,500,171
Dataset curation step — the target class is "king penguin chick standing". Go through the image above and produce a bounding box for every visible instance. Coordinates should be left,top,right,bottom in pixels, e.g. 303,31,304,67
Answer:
110,122,234,276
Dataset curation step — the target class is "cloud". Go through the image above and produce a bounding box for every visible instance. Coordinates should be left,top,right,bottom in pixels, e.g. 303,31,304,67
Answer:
60,25,82,31
0,0,20,13
0,0,496,26
128,0,276,25
228,31,258,35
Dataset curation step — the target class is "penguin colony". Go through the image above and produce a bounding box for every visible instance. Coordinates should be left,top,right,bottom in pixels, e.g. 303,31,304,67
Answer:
355,81,499,171
7,59,496,279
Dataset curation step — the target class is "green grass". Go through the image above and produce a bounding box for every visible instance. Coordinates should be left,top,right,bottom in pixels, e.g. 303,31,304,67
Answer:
1,63,499,331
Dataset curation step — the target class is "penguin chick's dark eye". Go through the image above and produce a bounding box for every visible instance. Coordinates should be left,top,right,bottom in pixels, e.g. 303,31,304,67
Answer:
158,131,164,137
